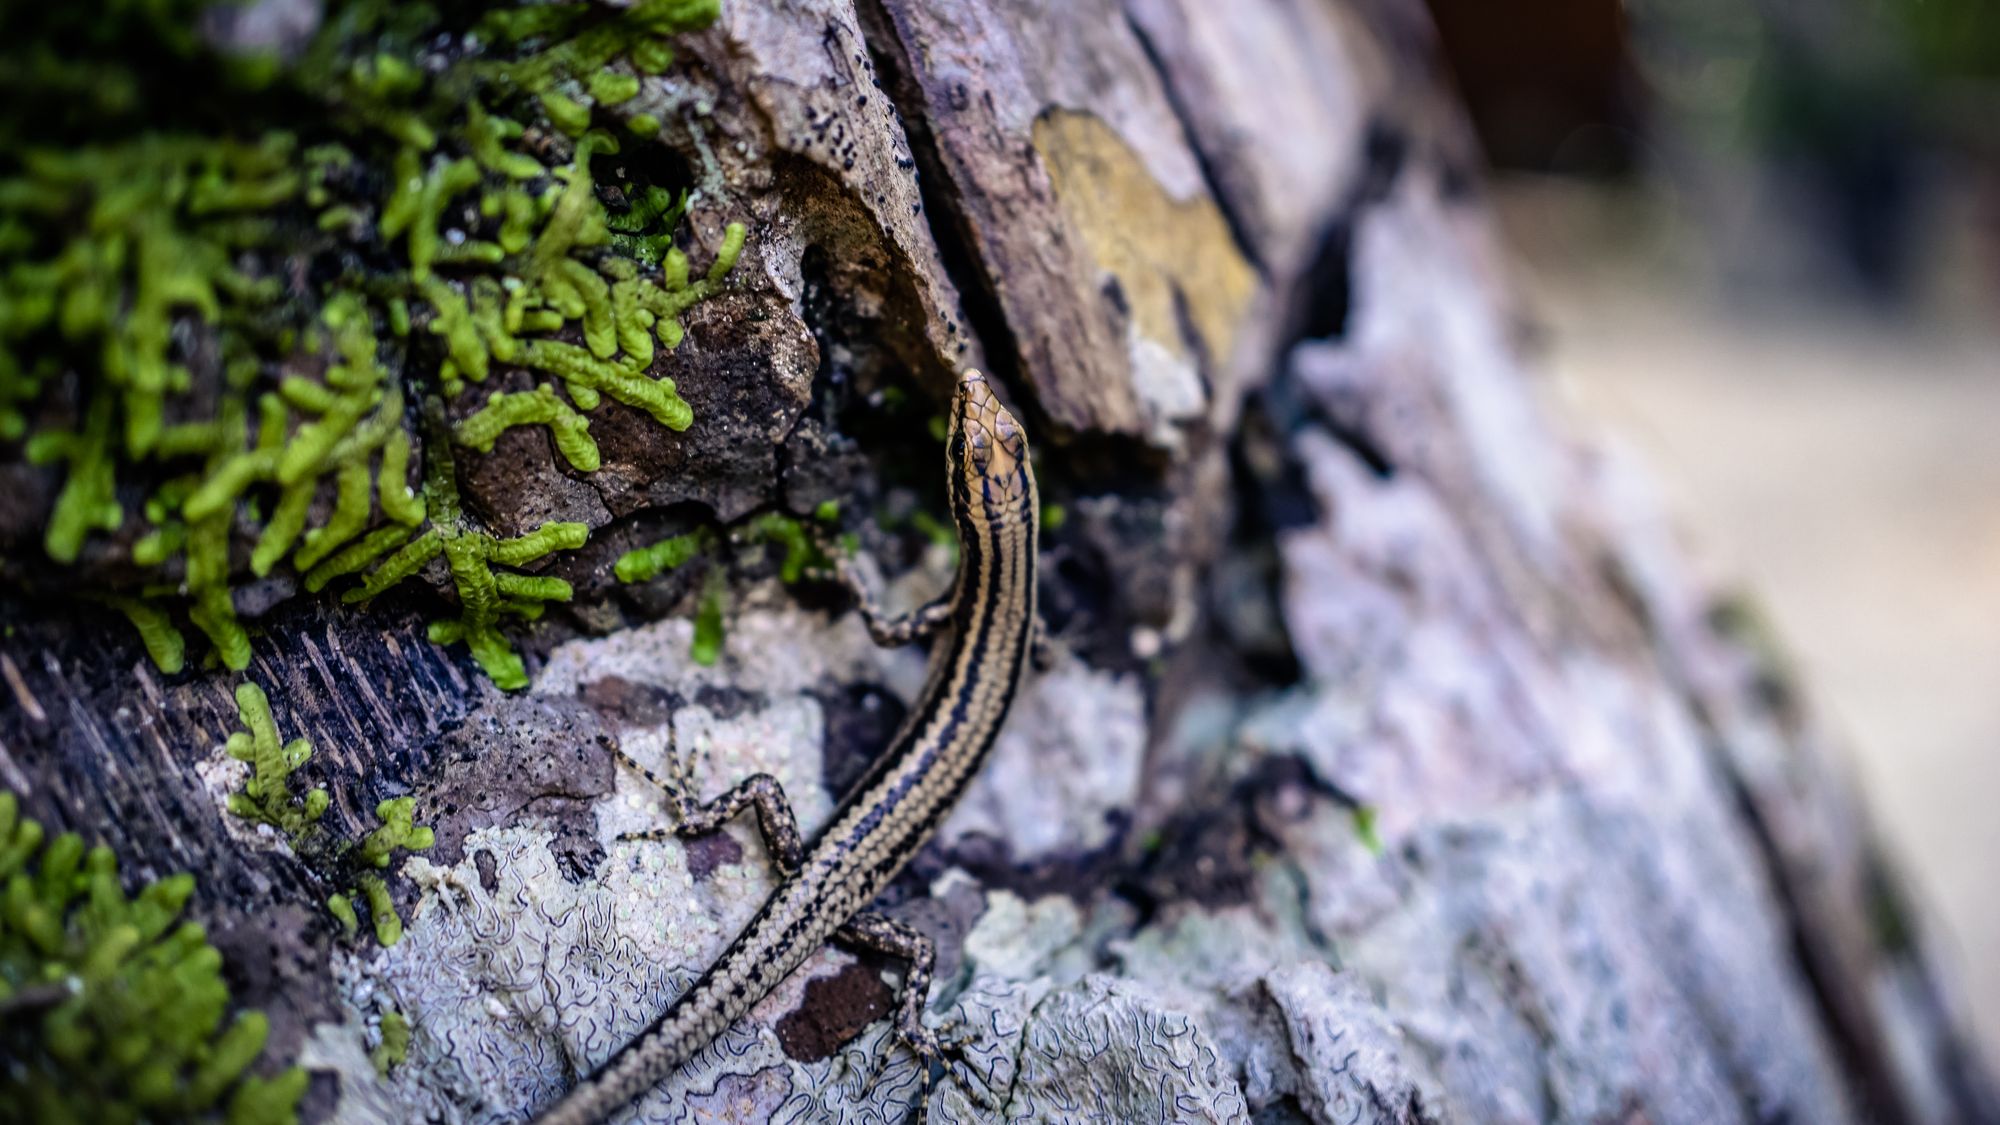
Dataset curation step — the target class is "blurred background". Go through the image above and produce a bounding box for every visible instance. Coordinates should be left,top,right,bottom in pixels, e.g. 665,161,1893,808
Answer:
1421,0,1999,1069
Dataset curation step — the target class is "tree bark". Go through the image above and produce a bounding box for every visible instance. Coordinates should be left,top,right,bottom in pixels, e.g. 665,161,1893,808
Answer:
3,1,1993,1123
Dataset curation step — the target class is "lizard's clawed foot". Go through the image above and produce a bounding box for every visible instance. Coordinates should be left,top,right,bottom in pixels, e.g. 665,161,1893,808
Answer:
872,1015,997,1122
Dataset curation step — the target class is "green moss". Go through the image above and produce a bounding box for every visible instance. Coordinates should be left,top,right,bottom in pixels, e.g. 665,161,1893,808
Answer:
96,596,187,675
343,406,587,689
376,429,425,526
539,92,593,137
221,683,433,946
380,152,486,282
606,185,688,267
517,339,695,430
352,875,399,945
455,386,599,471
743,511,830,585
27,392,122,564
353,797,435,870
1352,805,1383,857
0,792,307,1124
371,1008,411,1076
325,893,358,938
301,525,413,594
588,71,642,106
224,683,331,839
614,528,711,584
6,0,741,690
464,103,541,181
690,567,727,667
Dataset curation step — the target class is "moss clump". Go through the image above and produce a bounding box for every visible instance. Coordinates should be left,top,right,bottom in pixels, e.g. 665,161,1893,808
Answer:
353,797,435,872
613,528,712,584
455,385,600,472
224,683,332,838
616,506,845,665
741,511,834,585
95,595,187,675
1352,805,1383,857
325,892,359,937
221,683,433,945
370,1008,411,1076
341,404,587,690
0,792,307,1124
5,0,743,690
690,567,727,667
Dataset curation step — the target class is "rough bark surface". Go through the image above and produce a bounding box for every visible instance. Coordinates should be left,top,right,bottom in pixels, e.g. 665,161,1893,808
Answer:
3,2,1994,1124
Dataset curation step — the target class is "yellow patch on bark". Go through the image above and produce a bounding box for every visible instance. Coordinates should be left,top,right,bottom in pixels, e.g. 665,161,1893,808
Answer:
1032,109,1256,374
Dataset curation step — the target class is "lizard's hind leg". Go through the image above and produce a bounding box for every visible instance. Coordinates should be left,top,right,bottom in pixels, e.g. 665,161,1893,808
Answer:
838,911,999,1121
614,714,806,876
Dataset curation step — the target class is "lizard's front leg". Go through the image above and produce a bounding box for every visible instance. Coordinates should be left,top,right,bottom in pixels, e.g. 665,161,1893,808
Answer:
826,555,955,648
614,718,804,875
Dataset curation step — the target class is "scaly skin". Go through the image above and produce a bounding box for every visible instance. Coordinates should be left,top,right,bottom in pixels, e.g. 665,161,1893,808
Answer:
531,369,1039,1124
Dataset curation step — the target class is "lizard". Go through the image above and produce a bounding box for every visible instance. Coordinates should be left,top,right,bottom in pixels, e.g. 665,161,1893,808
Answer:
529,368,1040,1124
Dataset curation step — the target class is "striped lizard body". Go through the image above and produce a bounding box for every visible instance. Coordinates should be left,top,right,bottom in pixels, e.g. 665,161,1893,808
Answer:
531,369,1039,1125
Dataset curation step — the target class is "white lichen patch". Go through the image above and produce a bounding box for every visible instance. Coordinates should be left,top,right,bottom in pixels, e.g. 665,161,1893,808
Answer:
787,971,1040,1125
193,740,253,819
1257,962,1445,1123
1004,976,1251,1123
310,575,1269,1121
1112,904,1304,1003
603,697,838,845
533,602,926,702
302,823,789,1122
941,659,1146,861
961,888,1085,982
1129,329,1208,451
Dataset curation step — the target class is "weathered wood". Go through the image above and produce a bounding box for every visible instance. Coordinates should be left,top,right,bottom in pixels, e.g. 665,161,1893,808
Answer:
2,1,1992,1122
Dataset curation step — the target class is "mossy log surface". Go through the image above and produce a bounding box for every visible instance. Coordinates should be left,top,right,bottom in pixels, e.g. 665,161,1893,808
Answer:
3,1,1995,1123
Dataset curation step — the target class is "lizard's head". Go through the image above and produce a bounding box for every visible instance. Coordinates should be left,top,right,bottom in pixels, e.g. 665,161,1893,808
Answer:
946,369,1035,524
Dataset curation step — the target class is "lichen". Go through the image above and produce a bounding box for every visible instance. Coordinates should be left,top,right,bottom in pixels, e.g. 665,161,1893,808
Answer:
0,792,308,1124
221,682,434,946
5,0,743,690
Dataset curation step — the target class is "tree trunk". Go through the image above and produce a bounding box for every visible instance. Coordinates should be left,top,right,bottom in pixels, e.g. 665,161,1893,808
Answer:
2,1,1993,1123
